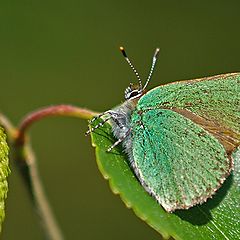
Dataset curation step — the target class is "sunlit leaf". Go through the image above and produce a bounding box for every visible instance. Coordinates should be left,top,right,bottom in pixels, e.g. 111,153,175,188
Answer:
0,127,10,231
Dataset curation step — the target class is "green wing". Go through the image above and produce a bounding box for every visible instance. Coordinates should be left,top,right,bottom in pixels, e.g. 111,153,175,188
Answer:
132,73,239,212
131,109,231,212
138,73,240,142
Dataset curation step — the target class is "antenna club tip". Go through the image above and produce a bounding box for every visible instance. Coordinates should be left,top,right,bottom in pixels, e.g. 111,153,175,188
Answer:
119,46,127,57
154,48,160,58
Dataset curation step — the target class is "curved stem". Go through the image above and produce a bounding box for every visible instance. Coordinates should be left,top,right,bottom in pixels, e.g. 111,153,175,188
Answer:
0,105,99,240
0,113,65,240
14,105,99,239
17,105,99,144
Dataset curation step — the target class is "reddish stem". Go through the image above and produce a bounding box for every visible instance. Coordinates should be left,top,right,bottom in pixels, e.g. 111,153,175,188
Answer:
0,105,99,240
17,104,98,144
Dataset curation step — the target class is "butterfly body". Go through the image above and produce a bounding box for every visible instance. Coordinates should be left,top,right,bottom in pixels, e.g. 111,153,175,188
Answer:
87,48,240,212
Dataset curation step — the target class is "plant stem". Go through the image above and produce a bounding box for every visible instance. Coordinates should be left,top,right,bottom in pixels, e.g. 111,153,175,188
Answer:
17,105,98,144
0,105,99,240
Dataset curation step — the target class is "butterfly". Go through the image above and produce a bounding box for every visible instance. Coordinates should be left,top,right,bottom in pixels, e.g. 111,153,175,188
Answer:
86,47,240,212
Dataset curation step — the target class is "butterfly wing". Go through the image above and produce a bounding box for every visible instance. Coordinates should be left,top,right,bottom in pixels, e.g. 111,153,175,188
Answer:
131,73,239,212
131,108,232,212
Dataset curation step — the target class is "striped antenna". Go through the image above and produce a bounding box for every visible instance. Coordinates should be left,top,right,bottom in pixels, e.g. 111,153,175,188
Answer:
120,47,143,91
143,48,160,90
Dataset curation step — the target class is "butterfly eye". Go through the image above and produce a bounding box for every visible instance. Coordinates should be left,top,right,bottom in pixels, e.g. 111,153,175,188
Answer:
125,87,140,100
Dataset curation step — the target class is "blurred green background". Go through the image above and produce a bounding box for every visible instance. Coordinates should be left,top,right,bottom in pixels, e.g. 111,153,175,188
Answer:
1,0,240,239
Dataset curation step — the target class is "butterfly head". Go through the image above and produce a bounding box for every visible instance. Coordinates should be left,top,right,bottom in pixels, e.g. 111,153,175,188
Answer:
120,46,160,101
124,83,142,100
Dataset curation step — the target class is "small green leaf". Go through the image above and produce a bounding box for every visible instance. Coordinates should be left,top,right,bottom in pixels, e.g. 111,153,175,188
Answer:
91,121,240,240
0,127,10,231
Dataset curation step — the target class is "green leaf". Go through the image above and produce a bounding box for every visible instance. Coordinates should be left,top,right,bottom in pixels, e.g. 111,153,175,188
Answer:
91,121,240,240
0,128,9,231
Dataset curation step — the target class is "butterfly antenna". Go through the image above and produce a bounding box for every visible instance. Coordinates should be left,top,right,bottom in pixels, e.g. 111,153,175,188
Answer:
120,47,143,91
143,48,160,90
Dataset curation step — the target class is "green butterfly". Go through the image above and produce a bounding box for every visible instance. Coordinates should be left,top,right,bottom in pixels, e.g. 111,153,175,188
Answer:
87,48,240,212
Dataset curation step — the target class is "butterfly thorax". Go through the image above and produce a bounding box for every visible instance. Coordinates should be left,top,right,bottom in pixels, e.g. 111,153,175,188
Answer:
110,99,139,159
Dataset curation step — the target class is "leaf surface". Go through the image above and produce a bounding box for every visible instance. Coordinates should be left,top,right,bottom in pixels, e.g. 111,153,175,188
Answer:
91,121,240,240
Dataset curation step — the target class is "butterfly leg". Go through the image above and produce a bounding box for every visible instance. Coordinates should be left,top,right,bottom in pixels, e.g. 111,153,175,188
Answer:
87,111,112,124
85,116,112,135
86,110,123,135
107,128,131,152
86,110,131,152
